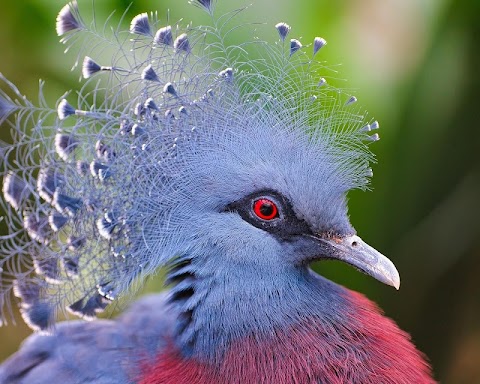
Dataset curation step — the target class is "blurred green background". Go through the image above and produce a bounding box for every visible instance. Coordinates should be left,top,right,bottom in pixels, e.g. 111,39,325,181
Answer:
0,0,479,382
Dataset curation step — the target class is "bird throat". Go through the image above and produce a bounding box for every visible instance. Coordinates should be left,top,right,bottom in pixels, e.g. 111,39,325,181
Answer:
166,256,352,360
142,280,435,384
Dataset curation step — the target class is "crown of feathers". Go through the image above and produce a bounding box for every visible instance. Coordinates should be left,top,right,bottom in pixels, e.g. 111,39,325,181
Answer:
0,0,379,331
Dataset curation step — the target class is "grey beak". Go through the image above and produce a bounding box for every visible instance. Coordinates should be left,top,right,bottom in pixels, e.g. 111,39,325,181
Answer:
316,234,400,290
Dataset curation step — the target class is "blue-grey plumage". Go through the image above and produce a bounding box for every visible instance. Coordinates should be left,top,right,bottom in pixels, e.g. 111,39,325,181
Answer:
0,294,174,383
0,1,420,382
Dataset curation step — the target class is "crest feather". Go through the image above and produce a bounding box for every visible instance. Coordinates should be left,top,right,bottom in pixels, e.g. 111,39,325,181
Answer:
0,1,378,329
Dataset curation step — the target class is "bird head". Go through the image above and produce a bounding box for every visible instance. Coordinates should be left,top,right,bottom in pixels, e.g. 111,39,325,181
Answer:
0,0,398,335
169,119,399,288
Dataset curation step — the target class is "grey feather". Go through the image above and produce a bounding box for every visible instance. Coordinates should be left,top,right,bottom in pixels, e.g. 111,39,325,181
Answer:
0,0,383,368
0,294,174,384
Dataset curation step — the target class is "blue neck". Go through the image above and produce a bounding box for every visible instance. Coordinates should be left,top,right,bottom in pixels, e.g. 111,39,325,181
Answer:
166,254,350,361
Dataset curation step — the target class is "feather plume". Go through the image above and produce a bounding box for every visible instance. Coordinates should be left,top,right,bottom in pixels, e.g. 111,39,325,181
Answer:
0,0,377,329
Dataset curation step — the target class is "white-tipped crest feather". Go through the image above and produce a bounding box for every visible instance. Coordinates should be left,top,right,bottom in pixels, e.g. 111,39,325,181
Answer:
0,0,378,329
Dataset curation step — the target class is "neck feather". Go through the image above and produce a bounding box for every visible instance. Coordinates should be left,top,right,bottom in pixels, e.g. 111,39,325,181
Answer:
167,255,351,360
143,278,434,383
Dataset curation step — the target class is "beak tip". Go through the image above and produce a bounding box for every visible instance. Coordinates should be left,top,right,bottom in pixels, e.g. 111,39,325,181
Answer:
389,270,401,290
394,280,400,290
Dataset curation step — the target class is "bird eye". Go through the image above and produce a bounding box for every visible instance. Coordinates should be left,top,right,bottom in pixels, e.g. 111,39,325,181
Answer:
252,198,279,221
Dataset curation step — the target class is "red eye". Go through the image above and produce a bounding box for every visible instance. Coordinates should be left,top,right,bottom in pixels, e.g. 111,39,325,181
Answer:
253,198,278,221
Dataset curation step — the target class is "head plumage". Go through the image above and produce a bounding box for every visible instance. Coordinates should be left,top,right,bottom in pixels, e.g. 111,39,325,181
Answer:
0,0,379,330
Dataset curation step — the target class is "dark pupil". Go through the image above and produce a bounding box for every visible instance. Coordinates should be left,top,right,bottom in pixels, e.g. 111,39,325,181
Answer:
260,202,274,217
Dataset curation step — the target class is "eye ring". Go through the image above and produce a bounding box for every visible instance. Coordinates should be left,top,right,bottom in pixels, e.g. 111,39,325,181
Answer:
252,198,279,221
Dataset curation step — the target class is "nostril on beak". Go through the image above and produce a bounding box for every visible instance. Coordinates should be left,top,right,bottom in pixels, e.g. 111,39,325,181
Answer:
349,236,360,247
